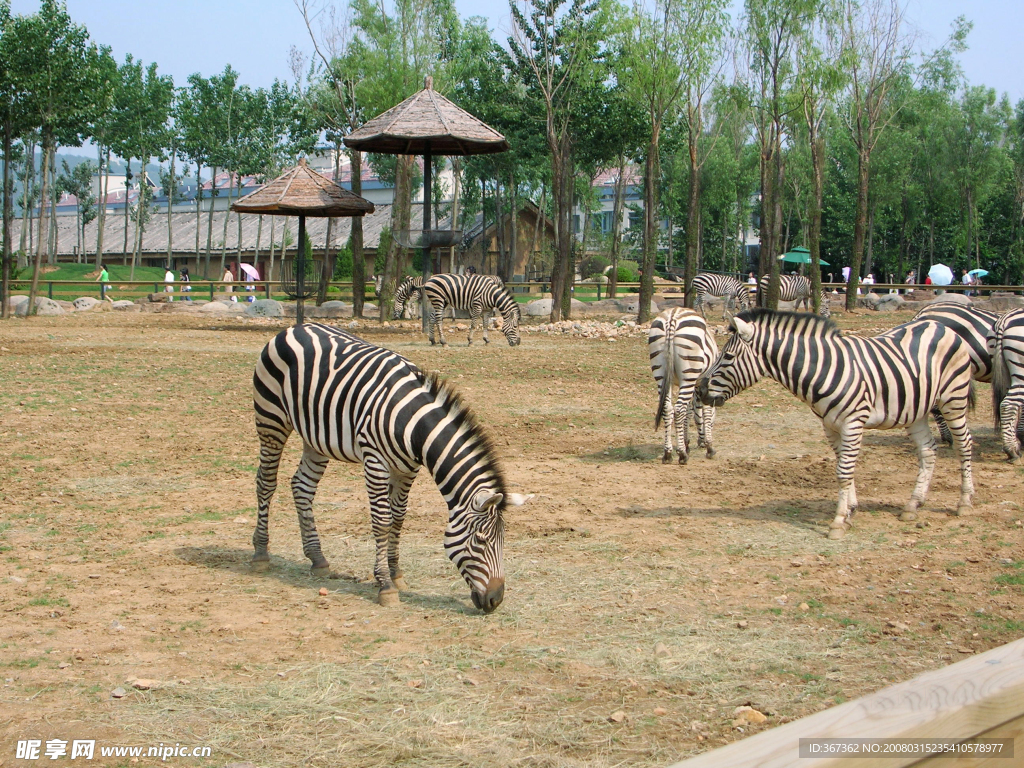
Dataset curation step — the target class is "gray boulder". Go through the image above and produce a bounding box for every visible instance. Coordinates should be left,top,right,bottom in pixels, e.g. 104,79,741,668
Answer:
926,293,972,306
72,296,102,311
524,298,588,317
874,293,906,312
111,300,139,312
7,295,29,316
198,301,230,313
33,297,65,316
245,299,284,318
977,295,1024,312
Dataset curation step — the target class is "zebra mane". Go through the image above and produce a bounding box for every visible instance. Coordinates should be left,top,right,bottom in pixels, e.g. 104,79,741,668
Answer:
415,368,509,506
734,307,841,337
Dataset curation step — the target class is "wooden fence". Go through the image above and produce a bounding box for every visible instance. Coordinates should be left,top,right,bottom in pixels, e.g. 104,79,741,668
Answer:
667,636,1024,768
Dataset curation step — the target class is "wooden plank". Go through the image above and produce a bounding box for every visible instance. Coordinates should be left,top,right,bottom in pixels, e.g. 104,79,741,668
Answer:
909,712,1023,767
667,637,1024,768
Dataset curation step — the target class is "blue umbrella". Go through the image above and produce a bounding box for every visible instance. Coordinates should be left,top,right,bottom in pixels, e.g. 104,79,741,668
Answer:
968,268,988,278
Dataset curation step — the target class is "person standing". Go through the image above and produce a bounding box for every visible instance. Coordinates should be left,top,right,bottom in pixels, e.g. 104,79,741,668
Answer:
904,269,915,295
222,264,235,302
746,271,757,300
961,269,973,297
96,263,112,302
180,266,192,301
164,266,175,301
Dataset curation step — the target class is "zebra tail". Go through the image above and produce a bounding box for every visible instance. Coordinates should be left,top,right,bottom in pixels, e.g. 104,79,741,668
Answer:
968,379,976,414
992,328,1010,429
654,331,674,430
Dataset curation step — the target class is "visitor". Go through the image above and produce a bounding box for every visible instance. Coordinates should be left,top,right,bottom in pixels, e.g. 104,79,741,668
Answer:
862,272,875,293
961,269,973,297
96,263,112,302
747,271,757,299
164,266,175,301
222,264,235,302
180,267,191,301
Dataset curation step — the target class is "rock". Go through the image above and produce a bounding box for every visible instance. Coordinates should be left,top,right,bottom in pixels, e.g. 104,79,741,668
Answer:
523,298,588,317
320,300,349,311
72,296,102,311
799,602,810,611
110,687,127,699
110,300,137,311
198,301,230,313
885,620,910,635
653,707,668,716
926,293,972,306
244,299,284,318
736,620,748,629
318,588,329,597
32,297,65,316
131,678,158,690
874,294,906,312
857,294,881,310
347,321,360,329
977,296,1024,312
608,710,626,723
7,295,29,316
654,642,670,658
56,299,75,310
146,292,170,303
733,706,767,725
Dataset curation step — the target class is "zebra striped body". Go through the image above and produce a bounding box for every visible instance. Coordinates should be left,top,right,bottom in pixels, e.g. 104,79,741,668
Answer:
691,273,751,320
911,302,999,444
649,308,718,464
758,274,830,317
420,273,521,346
697,309,974,538
392,275,424,319
990,308,1024,459
252,323,529,611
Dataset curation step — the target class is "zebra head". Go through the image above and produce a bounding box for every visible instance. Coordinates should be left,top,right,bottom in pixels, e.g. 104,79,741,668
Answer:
444,491,530,613
500,302,522,346
734,286,752,312
697,315,765,407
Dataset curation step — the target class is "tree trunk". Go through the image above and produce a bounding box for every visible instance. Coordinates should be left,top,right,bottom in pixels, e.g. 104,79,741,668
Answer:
47,147,57,265
351,149,365,317
1,119,13,319
865,200,875,282
27,138,53,314
380,155,413,320
447,157,461,275
508,170,518,280
638,135,660,323
235,172,244,263
767,133,784,309
609,157,626,299
18,140,33,268
219,172,232,273
194,163,202,274
318,216,334,306
254,214,262,265
548,132,574,323
809,132,825,313
268,216,277,284
205,166,217,277
167,153,175,264
845,149,869,310
123,158,131,262
685,130,700,308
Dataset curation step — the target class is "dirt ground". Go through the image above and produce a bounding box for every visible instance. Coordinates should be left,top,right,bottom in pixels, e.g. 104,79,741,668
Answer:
1,307,1023,768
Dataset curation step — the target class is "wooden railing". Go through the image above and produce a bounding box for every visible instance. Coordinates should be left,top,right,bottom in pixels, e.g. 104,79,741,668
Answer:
667,636,1024,768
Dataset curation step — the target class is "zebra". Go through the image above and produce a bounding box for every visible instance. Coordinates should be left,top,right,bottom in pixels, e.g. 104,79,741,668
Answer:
911,302,999,445
252,323,531,611
419,272,521,346
696,309,975,539
758,274,831,317
990,308,1024,459
392,275,424,319
691,273,751,320
649,308,718,464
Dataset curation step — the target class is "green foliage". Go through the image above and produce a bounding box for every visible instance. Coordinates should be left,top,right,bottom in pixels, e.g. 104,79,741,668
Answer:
375,228,391,275
333,241,353,279
580,254,610,279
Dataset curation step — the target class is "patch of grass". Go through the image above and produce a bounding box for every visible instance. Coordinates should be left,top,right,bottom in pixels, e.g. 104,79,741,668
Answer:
995,572,1024,586
28,596,69,607
5,657,41,669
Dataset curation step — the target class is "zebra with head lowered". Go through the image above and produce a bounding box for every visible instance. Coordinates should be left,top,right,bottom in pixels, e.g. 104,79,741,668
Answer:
990,307,1024,459
911,302,998,445
691,273,751,320
649,308,718,464
758,274,830,317
252,323,531,611
418,272,521,346
697,309,975,539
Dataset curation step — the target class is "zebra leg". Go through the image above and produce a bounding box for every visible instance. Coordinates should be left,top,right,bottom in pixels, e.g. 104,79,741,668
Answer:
661,379,675,463
701,404,716,458
253,428,289,571
675,382,693,465
999,396,1023,460
936,405,974,515
932,408,953,446
387,469,418,591
902,419,937,521
362,453,401,606
482,308,492,344
434,307,449,347
825,422,864,539
291,445,331,576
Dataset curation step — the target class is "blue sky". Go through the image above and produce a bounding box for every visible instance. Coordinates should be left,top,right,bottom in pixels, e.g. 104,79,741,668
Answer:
9,0,1022,102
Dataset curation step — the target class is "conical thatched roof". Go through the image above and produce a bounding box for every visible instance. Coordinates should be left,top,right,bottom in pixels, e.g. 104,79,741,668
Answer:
344,77,509,156
230,158,375,217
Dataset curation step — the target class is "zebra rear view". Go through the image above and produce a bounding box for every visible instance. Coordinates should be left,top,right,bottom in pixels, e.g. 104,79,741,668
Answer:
990,308,1024,459
252,323,531,611
648,308,718,464
697,309,974,539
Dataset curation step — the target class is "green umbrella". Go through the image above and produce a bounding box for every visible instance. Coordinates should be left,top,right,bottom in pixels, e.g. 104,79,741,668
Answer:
778,246,829,266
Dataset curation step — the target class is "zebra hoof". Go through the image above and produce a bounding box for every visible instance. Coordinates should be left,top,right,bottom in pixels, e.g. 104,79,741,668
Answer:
251,556,271,572
705,447,716,459
677,454,688,466
392,575,408,591
827,527,846,540
899,511,917,522
662,452,672,464
311,565,331,579
377,588,401,607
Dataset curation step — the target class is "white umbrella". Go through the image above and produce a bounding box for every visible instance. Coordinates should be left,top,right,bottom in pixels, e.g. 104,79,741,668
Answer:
928,264,953,286
239,263,260,280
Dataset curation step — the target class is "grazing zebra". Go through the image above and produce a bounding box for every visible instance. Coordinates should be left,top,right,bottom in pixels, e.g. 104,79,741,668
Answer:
696,309,975,539
419,272,521,346
912,302,999,444
649,308,718,464
758,274,831,317
252,323,531,610
990,308,1024,459
691,273,751,320
392,275,424,318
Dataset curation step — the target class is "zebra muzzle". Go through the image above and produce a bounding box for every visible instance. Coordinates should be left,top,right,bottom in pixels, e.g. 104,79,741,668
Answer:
471,576,505,613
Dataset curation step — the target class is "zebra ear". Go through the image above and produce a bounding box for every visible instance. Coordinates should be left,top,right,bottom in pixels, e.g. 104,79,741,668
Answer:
506,493,533,507
472,491,503,512
733,316,754,343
